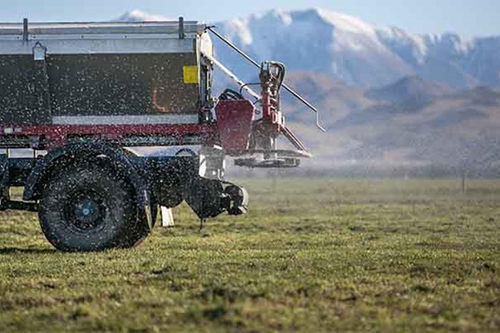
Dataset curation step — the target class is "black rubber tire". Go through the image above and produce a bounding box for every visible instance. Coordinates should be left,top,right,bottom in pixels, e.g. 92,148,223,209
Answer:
119,197,158,249
39,161,139,252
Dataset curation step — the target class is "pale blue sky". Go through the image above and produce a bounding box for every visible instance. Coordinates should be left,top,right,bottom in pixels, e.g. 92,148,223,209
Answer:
0,0,498,37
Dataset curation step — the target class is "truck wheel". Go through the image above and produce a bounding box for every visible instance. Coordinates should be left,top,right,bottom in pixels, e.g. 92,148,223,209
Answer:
39,162,139,252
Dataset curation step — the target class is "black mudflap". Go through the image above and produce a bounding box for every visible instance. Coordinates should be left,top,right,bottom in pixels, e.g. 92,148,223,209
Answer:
184,177,249,220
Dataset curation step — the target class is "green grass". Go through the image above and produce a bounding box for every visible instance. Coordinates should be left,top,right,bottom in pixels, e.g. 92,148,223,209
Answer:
0,179,499,332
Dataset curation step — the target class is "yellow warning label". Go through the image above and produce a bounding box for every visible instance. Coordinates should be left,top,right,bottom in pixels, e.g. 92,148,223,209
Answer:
183,66,198,84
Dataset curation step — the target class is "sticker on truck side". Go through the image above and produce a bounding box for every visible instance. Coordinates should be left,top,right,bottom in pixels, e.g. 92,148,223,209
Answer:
183,66,198,84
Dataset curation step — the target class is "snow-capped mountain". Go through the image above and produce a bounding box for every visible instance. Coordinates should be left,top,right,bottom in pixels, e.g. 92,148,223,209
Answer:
215,9,414,88
213,8,500,89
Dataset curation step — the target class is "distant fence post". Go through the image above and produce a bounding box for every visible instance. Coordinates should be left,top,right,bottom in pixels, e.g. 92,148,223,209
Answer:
461,169,467,194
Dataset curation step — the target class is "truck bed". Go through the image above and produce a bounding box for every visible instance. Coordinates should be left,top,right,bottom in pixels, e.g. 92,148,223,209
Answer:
0,20,210,126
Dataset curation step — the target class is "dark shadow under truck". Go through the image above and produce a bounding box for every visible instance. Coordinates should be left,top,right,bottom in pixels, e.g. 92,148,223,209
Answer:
0,18,320,252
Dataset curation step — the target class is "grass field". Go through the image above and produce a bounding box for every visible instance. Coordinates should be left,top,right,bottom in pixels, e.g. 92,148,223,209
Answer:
0,179,499,332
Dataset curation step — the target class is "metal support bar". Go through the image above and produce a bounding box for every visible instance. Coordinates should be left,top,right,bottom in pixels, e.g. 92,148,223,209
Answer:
23,18,28,42
281,125,307,152
33,50,52,118
207,27,326,132
179,17,185,39
202,51,261,101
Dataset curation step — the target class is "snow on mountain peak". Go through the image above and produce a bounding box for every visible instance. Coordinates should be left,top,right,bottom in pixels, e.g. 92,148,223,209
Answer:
271,9,293,26
224,18,253,46
243,8,378,35
220,8,385,53
116,9,169,22
439,33,472,54
377,26,429,63
250,8,293,26
315,8,376,35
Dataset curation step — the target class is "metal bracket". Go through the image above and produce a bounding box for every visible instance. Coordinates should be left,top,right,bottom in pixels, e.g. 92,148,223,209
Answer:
32,42,52,118
33,42,47,61
199,146,225,181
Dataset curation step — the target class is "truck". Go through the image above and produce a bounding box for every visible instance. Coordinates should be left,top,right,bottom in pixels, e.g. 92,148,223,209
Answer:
0,18,321,252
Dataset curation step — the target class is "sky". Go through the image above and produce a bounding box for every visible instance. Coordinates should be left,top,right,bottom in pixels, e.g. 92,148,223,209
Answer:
0,0,498,37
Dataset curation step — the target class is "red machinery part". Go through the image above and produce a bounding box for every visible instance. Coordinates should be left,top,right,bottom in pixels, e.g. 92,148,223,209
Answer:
0,123,219,151
215,100,255,155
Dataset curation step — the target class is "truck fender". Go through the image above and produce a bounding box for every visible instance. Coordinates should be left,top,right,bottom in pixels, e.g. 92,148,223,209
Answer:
23,143,153,231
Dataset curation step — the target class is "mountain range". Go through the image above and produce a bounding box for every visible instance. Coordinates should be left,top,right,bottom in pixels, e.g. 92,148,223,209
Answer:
214,8,500,90
118,9,500,171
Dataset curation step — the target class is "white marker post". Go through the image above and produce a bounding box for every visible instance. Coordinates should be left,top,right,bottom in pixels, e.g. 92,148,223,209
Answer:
161,206,175,227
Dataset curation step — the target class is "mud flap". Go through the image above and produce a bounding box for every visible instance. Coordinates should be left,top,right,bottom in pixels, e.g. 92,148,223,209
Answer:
187,146,249,220
161,206,175,227
184,177,249,220
184,177,225,219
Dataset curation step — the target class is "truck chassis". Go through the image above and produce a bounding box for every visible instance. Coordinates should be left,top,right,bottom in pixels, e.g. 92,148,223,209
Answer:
0,18,317,251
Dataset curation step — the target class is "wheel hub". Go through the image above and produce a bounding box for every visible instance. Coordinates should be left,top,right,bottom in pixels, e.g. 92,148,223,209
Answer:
65,191,106,231
75,199,101,225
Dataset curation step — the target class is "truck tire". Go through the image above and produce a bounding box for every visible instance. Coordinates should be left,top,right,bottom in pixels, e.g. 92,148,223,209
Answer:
39,161,140,252
119,196,158,248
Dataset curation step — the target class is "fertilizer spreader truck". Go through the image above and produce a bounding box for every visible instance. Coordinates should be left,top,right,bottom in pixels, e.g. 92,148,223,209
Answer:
0,18,322,252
